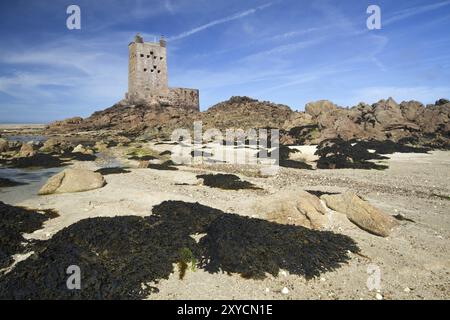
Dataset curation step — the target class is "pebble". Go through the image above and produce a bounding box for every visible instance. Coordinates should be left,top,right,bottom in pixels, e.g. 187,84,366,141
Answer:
404,287,411,293
265,288,270,293
281,287,289,295
375,293,383,300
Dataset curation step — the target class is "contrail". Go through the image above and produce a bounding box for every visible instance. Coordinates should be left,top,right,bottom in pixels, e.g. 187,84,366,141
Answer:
168,2,273,41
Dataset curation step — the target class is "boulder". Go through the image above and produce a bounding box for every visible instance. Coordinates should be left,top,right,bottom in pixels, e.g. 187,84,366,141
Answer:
305,100,338,117
400,101,424,122
255,190,328,229
39,138,72,153
72,144,94,155
38,169,106,195
372,98,405,128
435,98,449,106
0,138,9,153
94,141,109,152
18,142,37,157
321,192,398,237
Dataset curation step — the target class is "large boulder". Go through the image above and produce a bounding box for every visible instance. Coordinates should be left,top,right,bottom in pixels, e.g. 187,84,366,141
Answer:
372,98,405,128
255,190,328,229
321,192,398,237
38,169,106,195
18,142,37,157
400,101,424,122
72,144,94,155
40,138,71,153
416,102,450,134
0,138,9,153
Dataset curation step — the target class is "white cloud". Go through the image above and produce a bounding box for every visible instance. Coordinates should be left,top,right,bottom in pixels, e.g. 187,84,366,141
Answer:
0,34,128,109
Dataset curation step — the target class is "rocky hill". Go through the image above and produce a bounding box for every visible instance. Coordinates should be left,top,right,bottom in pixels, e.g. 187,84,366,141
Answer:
45,96,450,148
201,96,293,130
46,99,200,138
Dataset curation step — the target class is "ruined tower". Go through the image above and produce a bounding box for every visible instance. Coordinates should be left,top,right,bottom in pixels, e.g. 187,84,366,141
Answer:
126,34,199,111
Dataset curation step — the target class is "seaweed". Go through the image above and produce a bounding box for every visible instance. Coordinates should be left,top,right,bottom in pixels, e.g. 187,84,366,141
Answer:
306,190,340,198
147,160,178,171
0,202,56,269
197,174,260,190
7,154,67,168
258,145,313,170
0,201,358,300
95,167,131,175
315,138,389,170
0,178,27,188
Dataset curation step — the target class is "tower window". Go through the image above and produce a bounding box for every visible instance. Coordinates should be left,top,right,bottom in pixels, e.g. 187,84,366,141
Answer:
154,56,157,59
147,55,150,58
144,68,147,72
140,54,144,57
150,51,154,55
151,69,154,73
153,65,157,69
160,57,163,60
157,70,161,73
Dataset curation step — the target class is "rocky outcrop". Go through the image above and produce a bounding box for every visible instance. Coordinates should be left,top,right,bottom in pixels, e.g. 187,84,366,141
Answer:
201,96,294,131
256,190,328,229
44,96,450,149
46,100,199,139
321,192,398,237
38,169,106,195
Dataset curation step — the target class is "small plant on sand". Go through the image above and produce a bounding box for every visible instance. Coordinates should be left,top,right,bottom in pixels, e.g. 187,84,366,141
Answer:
126,146,160,159
177,247,197,280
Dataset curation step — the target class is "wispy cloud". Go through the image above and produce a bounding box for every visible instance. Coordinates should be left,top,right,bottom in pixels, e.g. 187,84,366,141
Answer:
242,37,326,61
385,0,450,25
168,2,273,41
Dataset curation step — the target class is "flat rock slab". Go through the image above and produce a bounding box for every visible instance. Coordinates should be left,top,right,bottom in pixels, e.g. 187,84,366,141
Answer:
38,169,106,195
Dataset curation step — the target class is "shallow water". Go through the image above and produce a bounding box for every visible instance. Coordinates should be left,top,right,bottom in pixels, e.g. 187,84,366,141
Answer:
0,166,64,205
4,135,47,143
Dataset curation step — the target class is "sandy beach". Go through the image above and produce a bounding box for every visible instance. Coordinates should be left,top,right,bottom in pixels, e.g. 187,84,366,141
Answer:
2,141,448,300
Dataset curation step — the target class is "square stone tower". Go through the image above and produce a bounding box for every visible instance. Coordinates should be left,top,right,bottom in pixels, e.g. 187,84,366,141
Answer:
126,34,199,111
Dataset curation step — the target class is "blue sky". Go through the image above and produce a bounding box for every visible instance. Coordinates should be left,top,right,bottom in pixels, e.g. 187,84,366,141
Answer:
0,0,449,123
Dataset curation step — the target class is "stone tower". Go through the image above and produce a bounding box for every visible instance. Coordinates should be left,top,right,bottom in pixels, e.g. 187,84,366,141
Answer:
126,34,199,111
